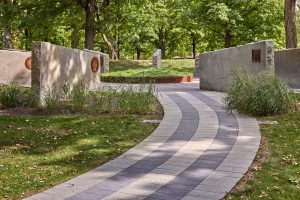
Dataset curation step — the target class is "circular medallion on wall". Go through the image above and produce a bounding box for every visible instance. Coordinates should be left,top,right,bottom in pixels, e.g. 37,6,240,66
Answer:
91,57,99,73
25,56,32,70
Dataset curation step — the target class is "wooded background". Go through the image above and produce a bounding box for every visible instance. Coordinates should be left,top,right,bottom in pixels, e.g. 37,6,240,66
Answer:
0,0,299,59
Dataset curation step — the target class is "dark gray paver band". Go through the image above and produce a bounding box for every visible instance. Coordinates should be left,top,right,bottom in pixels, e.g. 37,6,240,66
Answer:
66,94,200,200
24,83,260,200
143,92,238,200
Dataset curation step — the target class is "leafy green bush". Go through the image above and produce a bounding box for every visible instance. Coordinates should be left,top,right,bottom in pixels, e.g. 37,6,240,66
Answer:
0,83,22,108
224,71,295,116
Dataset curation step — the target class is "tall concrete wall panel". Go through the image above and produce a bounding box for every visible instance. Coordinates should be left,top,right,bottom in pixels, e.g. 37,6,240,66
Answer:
0,50,31,86
194,55,200,78
32,42,101,102
83,49,110,73
275,49,300,89
99,52,110,73
197,40,274,92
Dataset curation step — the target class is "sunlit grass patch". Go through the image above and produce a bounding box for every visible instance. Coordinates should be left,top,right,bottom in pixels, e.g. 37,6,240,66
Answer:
101,59,195,83
0,115,161,199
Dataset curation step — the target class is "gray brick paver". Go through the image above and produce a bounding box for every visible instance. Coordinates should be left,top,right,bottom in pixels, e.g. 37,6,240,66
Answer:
24,84,260,200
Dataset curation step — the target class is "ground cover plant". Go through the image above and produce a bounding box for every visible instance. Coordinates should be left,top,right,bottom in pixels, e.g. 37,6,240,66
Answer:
101,59,195,83
224,94,300,200
224,71,296,116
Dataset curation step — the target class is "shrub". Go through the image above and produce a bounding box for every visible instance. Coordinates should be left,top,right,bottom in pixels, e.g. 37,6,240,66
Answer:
0,83,22,108
224,71,295,116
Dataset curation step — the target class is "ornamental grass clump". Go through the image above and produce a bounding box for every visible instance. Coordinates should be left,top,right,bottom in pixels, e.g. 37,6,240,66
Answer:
0,83,22,108
224,71,295,116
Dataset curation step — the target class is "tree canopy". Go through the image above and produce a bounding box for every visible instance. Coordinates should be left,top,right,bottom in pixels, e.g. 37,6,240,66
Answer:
0,0,293,59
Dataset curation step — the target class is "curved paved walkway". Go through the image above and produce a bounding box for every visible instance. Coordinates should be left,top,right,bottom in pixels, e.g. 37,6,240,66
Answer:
25,83,260,200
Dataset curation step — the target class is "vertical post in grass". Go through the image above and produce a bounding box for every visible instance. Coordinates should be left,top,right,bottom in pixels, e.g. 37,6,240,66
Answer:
152,49,162,69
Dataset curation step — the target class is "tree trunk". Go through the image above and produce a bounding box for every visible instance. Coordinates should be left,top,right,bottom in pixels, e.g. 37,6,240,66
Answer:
136,48,141,60
71,24,79,49
158,28,166,59
284,0,298,48
3,0,13,49
103,34,118,60
84,0,96,50
102,0,119,59
192,37,196,59
4,26,12,49
71,38,79,49
117,42,120,59
24,29,31,50
225,32,232,48
113,35,119,60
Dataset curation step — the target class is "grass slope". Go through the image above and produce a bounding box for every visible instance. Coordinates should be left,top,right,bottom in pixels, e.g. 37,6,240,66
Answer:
0,115,160,199
101,59,195,82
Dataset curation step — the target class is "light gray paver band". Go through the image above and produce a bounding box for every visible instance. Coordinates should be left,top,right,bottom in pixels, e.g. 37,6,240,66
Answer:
24,83,261,200
65,94,200,200
143,92,238,200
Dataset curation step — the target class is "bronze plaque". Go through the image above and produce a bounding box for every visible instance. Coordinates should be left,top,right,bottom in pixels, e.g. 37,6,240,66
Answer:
25,56,32,70
252,49,261,63
91,57,99,73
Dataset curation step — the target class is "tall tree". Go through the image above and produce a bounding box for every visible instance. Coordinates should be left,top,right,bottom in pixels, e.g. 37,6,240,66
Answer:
75,0,97,50
284,0,298,48
1,0,17,49
194,0,283,49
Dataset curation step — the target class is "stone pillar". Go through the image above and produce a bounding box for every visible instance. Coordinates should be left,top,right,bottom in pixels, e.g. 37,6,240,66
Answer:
152,49,162,69
31,42,42,101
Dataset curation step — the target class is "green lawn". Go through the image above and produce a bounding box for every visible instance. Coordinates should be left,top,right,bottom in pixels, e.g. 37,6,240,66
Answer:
0,115,161,200
225,98,300,199
101,59,195,82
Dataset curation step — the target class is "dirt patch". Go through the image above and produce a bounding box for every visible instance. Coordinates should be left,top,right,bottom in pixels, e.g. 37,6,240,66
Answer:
225,135,271,197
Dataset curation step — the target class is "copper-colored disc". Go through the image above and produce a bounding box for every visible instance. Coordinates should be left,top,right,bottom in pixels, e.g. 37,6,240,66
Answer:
25,56,32,70
91,57,99,73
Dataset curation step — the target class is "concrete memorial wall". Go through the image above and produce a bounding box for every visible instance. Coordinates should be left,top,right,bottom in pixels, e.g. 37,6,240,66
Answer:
31,42,101,103
0,49,31,86
194,55,200,77
99,52,110,73
197,40,274,92
152,49,162,69
83,49,110,73
275,48,300,89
